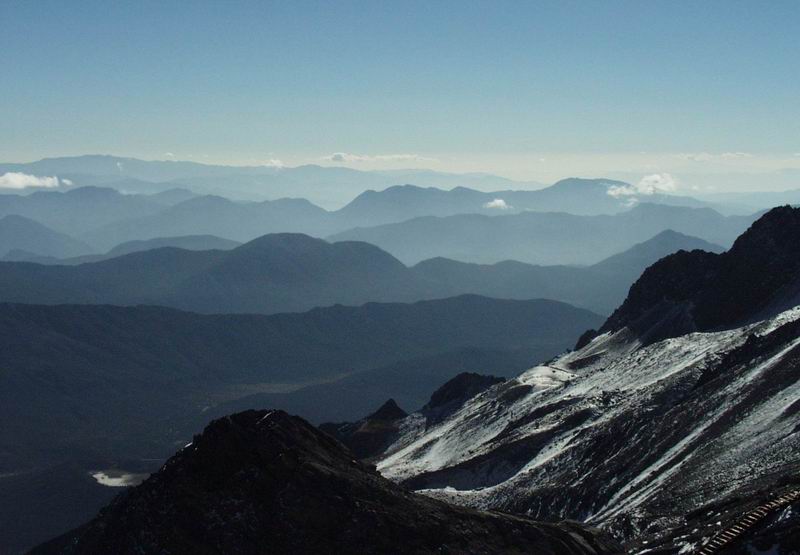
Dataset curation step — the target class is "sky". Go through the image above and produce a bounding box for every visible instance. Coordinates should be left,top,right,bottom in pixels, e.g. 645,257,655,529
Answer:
1,0,799,188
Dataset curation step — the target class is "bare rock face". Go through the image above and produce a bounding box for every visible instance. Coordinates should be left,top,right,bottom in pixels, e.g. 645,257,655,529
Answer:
601,205,800,342
32,410,620,555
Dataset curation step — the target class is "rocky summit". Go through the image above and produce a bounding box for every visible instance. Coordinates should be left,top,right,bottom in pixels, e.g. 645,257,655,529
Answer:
33,410,620,555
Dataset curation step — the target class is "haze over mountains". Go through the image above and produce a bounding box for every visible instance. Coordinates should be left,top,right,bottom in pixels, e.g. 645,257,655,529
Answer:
3,153,798,555
25,207,800,554
332,203,751,265
0,229,722,315
1,155,547,208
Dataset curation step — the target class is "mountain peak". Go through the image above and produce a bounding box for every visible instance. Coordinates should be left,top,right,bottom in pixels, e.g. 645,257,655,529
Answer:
34,409,618,554
368,398,408,421
601,205,800,341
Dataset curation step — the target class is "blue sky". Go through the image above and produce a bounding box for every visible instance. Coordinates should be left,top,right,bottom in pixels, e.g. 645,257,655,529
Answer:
1,0,799,184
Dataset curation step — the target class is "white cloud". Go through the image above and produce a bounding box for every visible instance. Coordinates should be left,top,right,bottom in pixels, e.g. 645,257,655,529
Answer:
483,198,512,210
607,173,678,198
263,159,284,168
62,179,74,186
163,152,175,158
323,152,435,163
720,152,753,159
686,151,753,162
0,172,62,189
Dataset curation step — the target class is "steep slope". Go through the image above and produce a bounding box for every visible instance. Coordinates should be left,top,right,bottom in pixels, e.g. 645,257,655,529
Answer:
330,203,752,265
32,410,619,555
601,205,800,341
0,215,92,258
377,207,800,553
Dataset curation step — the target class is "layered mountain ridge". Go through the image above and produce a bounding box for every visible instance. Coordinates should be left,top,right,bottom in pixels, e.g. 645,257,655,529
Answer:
0,228,723,315
372,206,800,553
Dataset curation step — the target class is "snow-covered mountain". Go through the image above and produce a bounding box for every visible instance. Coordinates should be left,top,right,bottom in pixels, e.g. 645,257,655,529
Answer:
376,206,800,553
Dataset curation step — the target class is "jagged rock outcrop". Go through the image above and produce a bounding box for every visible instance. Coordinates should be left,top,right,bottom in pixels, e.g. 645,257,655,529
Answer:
32,410,620,555
601,205,800,342
377,206,800,553
319,399,408,460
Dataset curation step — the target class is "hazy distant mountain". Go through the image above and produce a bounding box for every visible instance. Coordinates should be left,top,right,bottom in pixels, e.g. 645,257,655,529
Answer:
0,186,167,237
106,235,239,257
81,194,337,250
144,187,198,205
3,155,715,212
3,234,240,265
413,230,725,314
0,155,542,207
0,215,92,258
331,203,754,265
587,228,723,277
0,229,724,315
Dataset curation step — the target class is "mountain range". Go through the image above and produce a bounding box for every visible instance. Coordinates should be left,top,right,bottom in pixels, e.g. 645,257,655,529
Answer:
369,205,800,553
0,229,723,315
0,215,92,259
1,155,545,207
331,202,754,265
0,295,600,552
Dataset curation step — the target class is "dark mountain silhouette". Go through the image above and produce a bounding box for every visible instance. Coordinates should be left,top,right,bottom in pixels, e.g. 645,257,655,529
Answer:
0,215,92,258
32,410,619,555
601,205,800,342
1,296,600,471
319,399,409,459
0,230,722,315
0,234,425,313
330,203,752,265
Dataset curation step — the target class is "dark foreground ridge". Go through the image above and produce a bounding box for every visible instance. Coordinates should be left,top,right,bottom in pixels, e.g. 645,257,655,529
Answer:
601,205,800,343
33,410,620,555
